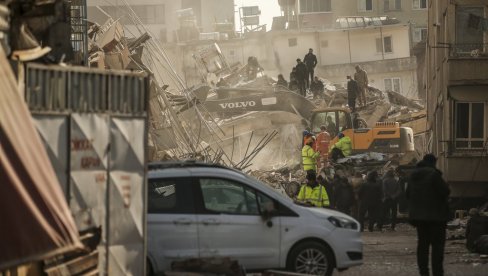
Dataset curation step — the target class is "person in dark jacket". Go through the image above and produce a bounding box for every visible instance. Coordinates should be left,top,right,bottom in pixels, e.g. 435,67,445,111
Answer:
295,58,308,97
303,48,318,88
346,76,359,112
335,176,354,215
276,74,288,89
289,68,299,93
358,170,383,232
310,76,324,99
381,169,401,230
407,154,450,276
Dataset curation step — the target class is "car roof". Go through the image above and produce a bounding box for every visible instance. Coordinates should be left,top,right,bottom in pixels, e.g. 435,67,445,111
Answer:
147,161,293,204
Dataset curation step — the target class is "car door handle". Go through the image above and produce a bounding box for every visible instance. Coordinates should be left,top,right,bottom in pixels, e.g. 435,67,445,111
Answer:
202,218,220,225
173,218,192,225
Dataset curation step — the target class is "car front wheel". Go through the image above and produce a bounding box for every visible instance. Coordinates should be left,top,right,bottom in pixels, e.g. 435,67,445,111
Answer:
287,241,334,276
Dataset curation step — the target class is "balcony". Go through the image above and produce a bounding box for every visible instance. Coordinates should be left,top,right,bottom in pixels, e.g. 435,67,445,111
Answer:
448,43,488,82
449,43,488,58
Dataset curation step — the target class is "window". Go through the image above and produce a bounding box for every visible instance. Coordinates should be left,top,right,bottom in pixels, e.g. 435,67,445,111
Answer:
148,178,194,213
455,102,485,149
384,78,401,93
413,0,427,9
384,0,401,11
376,36,393,53
358,0,373,12
320,40,329,48
299,0,332,13
199,178,259,215
413,28,428,42
456,7,484,47
288,38,297,47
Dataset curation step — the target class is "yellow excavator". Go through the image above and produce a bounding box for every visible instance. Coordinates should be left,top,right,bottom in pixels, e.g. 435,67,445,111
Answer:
310,107,414,154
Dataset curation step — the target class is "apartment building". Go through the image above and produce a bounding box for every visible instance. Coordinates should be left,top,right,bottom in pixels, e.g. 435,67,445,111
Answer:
426,0,488,199
281,0,428,44
86,0,234,43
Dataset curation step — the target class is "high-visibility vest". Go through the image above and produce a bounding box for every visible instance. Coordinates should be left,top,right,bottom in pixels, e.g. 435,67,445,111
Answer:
302,145,320,171
330,136,352,156
297,184,330,207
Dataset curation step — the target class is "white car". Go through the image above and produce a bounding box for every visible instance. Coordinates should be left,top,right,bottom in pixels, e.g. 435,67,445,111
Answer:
147,162,363,275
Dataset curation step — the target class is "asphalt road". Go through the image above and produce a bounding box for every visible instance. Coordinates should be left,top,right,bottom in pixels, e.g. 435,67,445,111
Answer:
334,224,488,276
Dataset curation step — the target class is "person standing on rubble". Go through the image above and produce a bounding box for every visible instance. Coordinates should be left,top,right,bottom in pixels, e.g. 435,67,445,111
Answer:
289,68,299,93
310,76,325,99
346,75,359,112
276,74,288,89
297,171,330,208
380,169,401,231
358,170,383,232
354,65,369,107
315,125,330,171
302,136,320,173
329,132,352,162
407,154,450,276
303,48,318,88
295,58,308,97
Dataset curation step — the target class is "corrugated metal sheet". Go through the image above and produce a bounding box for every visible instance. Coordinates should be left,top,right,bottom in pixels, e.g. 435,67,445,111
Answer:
27,64,148,275
33,115,69,199
108,117,146,275
25,63,148,114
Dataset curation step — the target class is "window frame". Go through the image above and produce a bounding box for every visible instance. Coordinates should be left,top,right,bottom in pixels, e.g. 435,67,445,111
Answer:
413,28,428,43
376,36,394,54
358,0,373,12
299,0,332,14
384,0,402,11
454,102,486,150
384,77,401,93
147,177,196,214
413,0,427,10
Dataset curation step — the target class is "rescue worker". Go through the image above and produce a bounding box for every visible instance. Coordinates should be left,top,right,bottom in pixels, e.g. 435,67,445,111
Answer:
297,171,330,208
303,48,318,88
276,74,288,89
310,76,325,99
295,58,308,97
302,136,320,173
354,65,369,106
315,125,331,170
329,132,352,162
346,75,359,112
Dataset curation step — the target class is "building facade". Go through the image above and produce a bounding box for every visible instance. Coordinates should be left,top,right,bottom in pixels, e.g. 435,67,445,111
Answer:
427,0,488,199
86,0,234,43
280,0,428,45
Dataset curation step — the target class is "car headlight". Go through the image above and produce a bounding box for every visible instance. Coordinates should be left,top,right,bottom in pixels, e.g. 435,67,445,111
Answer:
328,216,358,230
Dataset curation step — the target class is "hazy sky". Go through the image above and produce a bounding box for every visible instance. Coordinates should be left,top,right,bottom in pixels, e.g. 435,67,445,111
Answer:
234,0,282,32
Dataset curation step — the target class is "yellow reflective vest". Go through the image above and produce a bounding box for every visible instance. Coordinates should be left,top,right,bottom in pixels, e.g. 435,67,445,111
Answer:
302,144,320,171
297,184,330,207
330,136,352,156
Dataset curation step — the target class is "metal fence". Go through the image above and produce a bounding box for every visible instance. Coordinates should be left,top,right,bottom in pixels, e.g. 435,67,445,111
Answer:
27,63,148,276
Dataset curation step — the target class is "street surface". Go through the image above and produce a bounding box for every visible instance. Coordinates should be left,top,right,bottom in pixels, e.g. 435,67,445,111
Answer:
335,224,488,276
